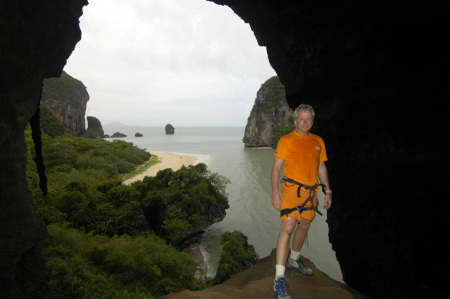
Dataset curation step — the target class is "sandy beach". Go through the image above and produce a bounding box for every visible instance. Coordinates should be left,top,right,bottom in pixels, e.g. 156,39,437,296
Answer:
123,151,199,185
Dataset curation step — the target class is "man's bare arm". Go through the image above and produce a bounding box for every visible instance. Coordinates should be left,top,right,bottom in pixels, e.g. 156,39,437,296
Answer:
319,161,332,210
271,157,284,210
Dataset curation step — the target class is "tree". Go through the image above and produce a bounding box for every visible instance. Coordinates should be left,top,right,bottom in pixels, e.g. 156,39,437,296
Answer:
134,164,230,248
214,231,259,284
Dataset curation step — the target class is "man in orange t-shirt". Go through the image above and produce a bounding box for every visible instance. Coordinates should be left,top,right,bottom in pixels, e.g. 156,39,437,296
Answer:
272,104,332,299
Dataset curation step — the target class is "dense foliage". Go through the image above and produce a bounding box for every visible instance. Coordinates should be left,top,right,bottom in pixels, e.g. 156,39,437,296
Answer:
24,106,257,297
133,164,230,248
38,102,71,138
214,231,259,284
44,224,205,298
41,70,87,107
26,124,150,191
32,179,148,236
272,123,295,148
260,76,287,113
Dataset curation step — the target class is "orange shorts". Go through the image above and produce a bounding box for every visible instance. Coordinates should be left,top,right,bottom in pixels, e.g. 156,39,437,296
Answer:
280,182,319,223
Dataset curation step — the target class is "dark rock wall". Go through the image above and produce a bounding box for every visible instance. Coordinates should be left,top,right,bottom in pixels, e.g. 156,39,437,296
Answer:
210,0,448,297
0,0,87,297
1,0,448,297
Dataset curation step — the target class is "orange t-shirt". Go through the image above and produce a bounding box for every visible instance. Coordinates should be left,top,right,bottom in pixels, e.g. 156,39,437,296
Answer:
274,131,328,186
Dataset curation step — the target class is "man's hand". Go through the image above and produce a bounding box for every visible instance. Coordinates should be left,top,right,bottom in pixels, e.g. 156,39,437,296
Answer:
323,193,332,210
272,193,282,211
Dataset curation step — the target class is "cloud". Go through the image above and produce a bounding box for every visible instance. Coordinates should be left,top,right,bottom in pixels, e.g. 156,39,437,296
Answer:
64,0,276,127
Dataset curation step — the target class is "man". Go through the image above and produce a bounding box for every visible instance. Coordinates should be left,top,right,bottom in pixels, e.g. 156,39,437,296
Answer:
272,104,332,299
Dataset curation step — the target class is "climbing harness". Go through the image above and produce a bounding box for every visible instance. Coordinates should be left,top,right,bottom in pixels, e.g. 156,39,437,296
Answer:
279,176,326,217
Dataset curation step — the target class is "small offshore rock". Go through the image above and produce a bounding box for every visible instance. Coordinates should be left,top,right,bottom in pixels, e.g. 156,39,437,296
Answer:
165,124,175,134
111,132,127,138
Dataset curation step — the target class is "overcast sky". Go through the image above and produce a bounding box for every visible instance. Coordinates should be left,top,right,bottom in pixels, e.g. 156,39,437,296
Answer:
64,0,276,127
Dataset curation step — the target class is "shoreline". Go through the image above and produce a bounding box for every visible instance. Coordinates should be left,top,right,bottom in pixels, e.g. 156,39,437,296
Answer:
123,151,199,185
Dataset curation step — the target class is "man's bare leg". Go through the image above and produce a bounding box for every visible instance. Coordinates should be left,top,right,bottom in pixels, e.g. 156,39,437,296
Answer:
291,217,310,252
276,217,297,268
287,217,314,275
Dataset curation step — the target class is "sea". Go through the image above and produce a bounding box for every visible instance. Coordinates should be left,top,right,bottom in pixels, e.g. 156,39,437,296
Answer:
104,126,343,283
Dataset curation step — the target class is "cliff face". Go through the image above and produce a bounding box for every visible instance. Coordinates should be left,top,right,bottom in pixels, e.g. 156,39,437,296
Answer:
243,76,293,148
41,70,89,136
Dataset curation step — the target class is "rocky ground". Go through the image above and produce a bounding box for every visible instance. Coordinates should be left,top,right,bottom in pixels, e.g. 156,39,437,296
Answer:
162,250,368,299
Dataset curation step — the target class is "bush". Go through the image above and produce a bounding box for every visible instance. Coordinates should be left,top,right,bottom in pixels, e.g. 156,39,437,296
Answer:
134,164,230,248
25,125,150,189
272,124,295,148
214,231,259,284
44,224,206,298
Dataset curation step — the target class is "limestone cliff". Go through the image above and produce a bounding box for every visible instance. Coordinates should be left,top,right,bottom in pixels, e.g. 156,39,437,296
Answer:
41,70,89,136
243,76,293,148
81,116,105,139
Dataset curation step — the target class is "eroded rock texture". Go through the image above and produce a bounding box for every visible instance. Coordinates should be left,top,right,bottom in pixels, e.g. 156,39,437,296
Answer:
0,0,448,298
243,76,293,148
210,1,448,297
42,71,89,137
0,0,88,297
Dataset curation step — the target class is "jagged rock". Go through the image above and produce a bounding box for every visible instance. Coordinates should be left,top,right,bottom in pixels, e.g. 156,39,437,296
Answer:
81,116,105,139
41,70,89,136
111,132,127,138
165,124,175,134
135,132,143,137
243,76,293,148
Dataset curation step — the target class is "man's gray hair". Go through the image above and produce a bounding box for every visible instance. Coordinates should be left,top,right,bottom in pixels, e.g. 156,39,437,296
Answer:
293,104,315,120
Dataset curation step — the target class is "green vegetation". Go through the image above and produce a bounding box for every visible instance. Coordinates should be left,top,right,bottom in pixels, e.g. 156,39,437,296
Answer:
112,132,127,138
26,126,151,190
25,107,255,297
214,231,259,284
44,224,205,298
122,154,161,181
272,123,295,148
42,70,87,108
261,76,286,113
133,164,230,249
39,102,71,138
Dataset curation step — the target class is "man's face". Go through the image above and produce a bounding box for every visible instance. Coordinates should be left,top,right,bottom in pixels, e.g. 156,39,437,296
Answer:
294,110,314,136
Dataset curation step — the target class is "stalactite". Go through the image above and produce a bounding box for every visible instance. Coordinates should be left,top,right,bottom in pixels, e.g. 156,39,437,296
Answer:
30,90,48,196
